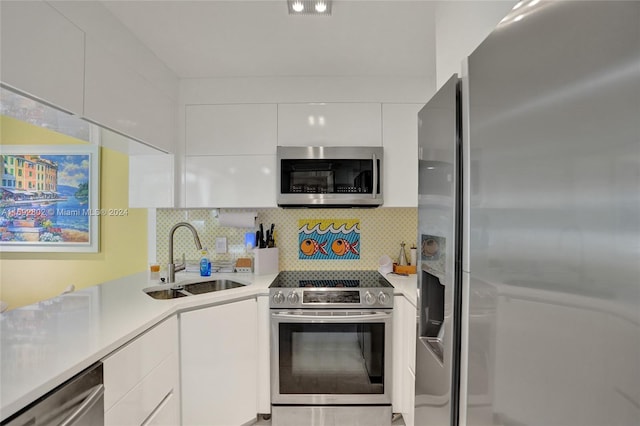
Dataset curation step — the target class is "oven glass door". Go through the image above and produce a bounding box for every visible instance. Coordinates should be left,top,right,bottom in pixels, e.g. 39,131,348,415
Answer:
271,310,392,405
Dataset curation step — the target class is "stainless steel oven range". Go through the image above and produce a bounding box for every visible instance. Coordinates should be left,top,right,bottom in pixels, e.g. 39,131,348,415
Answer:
269,270,394,426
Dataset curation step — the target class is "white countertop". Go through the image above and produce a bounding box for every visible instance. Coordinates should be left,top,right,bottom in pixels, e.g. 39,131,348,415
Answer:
385,273,418,307
0,270,416,421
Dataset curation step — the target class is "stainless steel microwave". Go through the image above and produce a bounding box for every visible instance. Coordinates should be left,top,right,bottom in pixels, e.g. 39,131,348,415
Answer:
277,146,383,207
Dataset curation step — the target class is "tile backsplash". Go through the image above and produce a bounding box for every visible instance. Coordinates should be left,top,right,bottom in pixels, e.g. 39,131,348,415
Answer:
156,208,417,272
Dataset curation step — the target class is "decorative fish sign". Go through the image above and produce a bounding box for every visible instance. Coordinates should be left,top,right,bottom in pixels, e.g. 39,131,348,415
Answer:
300,238,328,256
298,219,361,260
331,239,359,256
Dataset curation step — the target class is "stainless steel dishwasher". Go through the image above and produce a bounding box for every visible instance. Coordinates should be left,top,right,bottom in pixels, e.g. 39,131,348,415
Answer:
1,362,104,426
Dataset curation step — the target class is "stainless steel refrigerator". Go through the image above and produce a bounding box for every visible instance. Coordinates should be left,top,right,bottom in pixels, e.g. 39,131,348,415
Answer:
415,1,640,425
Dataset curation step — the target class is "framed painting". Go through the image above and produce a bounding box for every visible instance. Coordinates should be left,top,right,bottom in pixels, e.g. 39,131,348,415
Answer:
0,144,100,252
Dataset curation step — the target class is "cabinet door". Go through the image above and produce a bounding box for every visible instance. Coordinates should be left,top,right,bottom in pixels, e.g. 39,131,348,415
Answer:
382,104,422,207
393,295,417,418
180,298,259,426
185,155,276,207
256,295,271,413
84,38,177,153
0,1,84,115
185,104,277,156
277,103,382,146
129,154,175,208
392,295,406,413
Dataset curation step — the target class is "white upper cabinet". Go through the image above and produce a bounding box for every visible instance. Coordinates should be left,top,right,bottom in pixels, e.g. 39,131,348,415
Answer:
84,38,176,153
0,1,85,115
185,155,276,208
129,154,175,208
184,104,278,207
277,103,382,147
185,104,277,155
382,103,421,207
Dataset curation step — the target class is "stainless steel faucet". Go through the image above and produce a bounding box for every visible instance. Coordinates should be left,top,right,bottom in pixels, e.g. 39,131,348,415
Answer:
168,222,203,284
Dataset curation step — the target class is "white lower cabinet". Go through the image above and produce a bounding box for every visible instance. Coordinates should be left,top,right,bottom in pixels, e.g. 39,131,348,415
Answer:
393,294,417,424
180,298,259,426
103,317,180,426
256,295,271,413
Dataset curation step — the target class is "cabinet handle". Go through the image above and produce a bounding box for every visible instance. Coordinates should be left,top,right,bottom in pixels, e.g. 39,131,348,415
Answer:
141,390,174,426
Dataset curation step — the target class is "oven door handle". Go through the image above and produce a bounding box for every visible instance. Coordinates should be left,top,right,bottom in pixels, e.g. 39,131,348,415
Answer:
272,311,392,322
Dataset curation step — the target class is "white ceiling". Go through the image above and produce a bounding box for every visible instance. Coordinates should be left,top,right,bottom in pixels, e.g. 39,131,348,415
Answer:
101,0,436,79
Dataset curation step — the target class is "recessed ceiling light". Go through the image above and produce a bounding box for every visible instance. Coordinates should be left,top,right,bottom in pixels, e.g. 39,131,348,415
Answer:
287,0,332,16
292,1,304,12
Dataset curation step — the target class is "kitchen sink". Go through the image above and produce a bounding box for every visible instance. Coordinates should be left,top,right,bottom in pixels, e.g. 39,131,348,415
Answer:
144,279,246,300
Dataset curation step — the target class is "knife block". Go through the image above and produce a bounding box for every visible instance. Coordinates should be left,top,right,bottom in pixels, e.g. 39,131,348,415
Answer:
253,247,279,275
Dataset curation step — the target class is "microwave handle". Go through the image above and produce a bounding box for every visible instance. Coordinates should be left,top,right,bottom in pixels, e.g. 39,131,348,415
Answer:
372,152,378,199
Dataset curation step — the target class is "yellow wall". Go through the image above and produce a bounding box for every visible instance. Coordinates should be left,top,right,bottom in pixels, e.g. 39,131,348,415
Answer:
0,116,147,309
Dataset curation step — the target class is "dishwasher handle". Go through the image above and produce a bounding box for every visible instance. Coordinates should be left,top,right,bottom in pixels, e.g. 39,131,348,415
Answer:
59,384,104,426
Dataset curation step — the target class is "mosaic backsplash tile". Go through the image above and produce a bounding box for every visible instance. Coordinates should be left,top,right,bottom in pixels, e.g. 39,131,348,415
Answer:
156,208,417,272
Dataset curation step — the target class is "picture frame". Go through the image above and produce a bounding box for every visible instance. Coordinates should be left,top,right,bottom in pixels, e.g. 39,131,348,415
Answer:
0,144,100,252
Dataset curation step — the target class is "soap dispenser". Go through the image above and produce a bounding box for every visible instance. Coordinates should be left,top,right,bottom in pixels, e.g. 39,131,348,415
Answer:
398,242,408,266
199,248,211,277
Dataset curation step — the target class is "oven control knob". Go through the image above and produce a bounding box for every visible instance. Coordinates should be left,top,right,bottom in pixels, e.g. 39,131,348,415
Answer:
272,291,285,305
364,291,376,306
287,291,300,304
378,292,390,305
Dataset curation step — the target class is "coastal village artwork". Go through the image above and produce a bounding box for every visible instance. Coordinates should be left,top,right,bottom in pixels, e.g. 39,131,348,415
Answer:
0,145,99,252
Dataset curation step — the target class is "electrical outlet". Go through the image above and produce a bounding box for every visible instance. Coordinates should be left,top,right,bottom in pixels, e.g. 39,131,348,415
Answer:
215,237,227,254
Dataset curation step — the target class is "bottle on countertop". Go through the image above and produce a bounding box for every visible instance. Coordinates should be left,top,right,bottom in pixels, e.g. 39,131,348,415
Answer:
398,242,408,266
199,248,211,277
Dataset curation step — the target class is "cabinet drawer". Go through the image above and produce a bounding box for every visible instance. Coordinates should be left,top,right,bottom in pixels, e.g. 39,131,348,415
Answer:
105,353,179,426
143,389,179,426
103,317,177,410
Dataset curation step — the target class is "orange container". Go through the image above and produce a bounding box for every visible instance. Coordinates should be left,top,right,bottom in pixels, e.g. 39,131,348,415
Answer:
393,264,416,275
